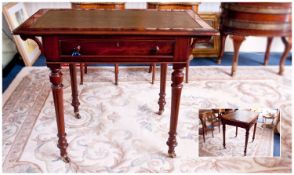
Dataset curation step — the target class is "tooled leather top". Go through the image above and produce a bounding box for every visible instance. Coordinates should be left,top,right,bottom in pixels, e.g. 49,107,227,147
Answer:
32,10,201,29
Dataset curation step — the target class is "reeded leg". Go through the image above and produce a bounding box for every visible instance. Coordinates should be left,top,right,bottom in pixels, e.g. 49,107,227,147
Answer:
151,63,156,84
264,37,273,65
235,126,238,137
231,35,245,77
80,63,84,85
158,63,167,115
252,122,257,142
114,64,119,85
69,64,81,119
244,128,249,156
279,36,292,75
217,32,228,64
222,123,226,148
48,64,70,163
166,64,185,158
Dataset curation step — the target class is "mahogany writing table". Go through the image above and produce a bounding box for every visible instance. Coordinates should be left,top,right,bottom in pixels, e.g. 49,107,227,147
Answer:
220,110,259,156
13,9,216,163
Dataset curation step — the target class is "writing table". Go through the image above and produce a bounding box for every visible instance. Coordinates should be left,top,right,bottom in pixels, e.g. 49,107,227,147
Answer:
13,9,216,162
220,110,259,156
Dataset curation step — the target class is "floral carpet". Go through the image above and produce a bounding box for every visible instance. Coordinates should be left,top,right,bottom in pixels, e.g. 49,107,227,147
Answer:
199,123,274,157
2,66,292,173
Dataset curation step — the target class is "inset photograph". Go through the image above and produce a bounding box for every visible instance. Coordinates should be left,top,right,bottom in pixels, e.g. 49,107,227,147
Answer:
199,108,280,157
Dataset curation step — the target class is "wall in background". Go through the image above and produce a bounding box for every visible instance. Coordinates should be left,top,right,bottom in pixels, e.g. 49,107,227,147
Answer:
22,2,288,53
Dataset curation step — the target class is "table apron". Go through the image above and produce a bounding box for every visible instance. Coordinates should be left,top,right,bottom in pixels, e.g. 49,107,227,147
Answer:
42,35,192,63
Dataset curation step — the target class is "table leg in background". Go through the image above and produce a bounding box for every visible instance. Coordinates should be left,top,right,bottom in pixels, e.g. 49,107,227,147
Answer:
222,123,226,148
158,63,167,115
244,128,249,156
69,63,81,119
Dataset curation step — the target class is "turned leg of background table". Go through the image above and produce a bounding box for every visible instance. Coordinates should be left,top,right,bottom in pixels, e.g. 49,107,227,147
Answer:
279,36,292,75
264,37,273,65
244,128,249,156
166,64,184,158
185,61,189,83
222,123,226,148
84,64,88,74
231,35,245,77
202,127,206,142
148,64,153,73
235,126,238,137
80,63,84,85
48,64,70,163
252,122,257,142
69,64,81,119
114,64,119,85
151,63,156,84
217,32,228,64
158,63,167,115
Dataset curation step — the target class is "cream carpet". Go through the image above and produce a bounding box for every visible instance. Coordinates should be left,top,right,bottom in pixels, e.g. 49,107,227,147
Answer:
2,66,292,173
199,123,274,157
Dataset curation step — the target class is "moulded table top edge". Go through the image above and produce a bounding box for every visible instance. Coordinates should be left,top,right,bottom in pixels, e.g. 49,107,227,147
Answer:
13,9,218,36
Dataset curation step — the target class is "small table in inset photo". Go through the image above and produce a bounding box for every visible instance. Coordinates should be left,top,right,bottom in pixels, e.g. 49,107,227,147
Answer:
220,110,259,156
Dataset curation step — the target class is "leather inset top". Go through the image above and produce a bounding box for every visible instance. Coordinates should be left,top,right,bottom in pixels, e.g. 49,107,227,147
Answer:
31,10,201,29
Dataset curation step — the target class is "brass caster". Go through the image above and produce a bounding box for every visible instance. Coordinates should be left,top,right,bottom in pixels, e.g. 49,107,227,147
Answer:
74,112,81,119
231,72,236,77
168,152,176,158
61,155,71,163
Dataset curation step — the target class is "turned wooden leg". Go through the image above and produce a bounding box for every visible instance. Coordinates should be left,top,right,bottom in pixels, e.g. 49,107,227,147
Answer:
211,125,214,138
252,122,257,142
166,64,185,158
231,35,245,77
279,36,292,75
222,123,226,149
217,32,228,64
69,64,81,119
264,37,273,65
114,64,119,85
158,63,167,115
48,64,70,163
202,127,206,142
80,63,84,85
235,126,238,137
84,64,88,74
151,63,156,84
148,64,153,73
185,61,189,83
244,128,249,156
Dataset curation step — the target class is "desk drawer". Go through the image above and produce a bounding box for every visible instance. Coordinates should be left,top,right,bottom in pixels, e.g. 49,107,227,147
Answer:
59,39,175,56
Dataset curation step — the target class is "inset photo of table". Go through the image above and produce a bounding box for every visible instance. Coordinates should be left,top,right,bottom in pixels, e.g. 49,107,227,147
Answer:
198,108,281,157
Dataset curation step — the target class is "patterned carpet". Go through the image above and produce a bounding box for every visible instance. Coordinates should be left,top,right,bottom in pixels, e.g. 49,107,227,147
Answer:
2,66,292,173
199,123,274,157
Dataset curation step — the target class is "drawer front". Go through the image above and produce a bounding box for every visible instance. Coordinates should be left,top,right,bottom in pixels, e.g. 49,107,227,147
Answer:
59,39,175,56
